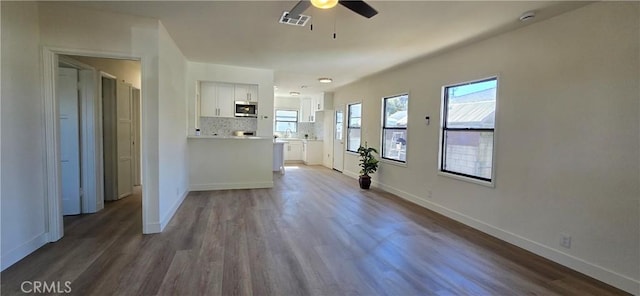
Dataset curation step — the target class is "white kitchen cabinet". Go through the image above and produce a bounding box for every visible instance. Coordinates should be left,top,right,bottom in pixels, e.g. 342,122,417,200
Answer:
299,97,315,122
199,81,235,117
235,83,259,102
314,92,333,111
284,141,303,162
303,140,323,165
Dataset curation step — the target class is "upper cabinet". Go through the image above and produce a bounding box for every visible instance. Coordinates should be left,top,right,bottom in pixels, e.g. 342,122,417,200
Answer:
199,81,235,118
235,83,259,102
314,92,333,111
299,97,315,122
200,81,259,118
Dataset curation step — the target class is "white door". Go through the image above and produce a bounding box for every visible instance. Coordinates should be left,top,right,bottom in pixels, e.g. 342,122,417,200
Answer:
132,88,141,186
333,107,344,172
116,81,133,199
58,67,81,215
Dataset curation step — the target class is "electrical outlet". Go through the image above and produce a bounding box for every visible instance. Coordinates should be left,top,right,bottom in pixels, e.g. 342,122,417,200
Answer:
560,233,572,249
427,190,433,198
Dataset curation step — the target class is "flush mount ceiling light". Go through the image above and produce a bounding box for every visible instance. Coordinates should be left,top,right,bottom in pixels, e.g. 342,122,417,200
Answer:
318,77,333,83
290,91,301,96
310,0,339,9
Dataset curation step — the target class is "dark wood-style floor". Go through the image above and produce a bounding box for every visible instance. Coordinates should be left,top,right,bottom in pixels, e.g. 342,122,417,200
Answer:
1,166,629,295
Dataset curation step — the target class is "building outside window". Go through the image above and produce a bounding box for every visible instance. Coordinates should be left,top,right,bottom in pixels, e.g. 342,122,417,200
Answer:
441,78,497,182
347,103,361,152
382,94,408,162
275,109,298,133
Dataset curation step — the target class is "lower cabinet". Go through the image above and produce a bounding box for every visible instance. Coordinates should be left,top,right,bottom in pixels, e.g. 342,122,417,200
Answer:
303,140,323,165
284,141,303,162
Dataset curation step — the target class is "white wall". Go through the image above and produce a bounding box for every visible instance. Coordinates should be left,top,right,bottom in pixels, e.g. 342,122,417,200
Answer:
188,138,274,190
157,23,189,230
332,2,639,293
0,2,49,270
37,2,163,234
70,56,141,89
274,96,300,110
186,61,274,137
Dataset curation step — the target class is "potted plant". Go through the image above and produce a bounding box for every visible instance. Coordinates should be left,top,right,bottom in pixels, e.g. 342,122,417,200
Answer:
357,143,379,189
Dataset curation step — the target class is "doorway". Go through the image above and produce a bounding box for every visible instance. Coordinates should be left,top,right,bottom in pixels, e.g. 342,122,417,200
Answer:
44,48,144,242
333,106,344,172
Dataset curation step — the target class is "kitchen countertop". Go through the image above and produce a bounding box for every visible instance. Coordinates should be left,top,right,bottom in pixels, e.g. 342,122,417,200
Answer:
188,135,271,140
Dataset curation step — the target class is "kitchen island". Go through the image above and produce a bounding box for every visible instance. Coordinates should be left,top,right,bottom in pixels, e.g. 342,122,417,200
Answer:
188,136,274,190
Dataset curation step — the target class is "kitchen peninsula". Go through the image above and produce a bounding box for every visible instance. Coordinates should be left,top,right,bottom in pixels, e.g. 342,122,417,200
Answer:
188,136,274,190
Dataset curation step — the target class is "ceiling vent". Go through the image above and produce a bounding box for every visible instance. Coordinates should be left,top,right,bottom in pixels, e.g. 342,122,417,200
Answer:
279,11,311,26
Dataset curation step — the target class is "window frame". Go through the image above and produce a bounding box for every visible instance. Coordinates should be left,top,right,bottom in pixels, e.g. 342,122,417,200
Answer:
274,109,299,133
381,93,409,164
439,76,498,186
346,102,362,153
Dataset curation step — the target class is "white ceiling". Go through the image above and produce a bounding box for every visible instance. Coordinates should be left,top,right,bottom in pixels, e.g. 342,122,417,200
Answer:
68,1,588,99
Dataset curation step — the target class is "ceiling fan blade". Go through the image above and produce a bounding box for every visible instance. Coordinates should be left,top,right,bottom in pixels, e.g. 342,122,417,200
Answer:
339,0,378,18
288,0,311,19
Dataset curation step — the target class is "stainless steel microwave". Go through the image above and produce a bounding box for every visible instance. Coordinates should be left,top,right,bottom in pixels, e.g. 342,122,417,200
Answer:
234,101,258,117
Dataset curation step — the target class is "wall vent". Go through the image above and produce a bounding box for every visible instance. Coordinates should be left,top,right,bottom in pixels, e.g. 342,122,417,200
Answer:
279,11,311,27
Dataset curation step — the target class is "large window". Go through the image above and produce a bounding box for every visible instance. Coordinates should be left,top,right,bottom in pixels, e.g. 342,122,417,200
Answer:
347,103,361,152
441,78,497,182
275,109,298,133
382,94,408,163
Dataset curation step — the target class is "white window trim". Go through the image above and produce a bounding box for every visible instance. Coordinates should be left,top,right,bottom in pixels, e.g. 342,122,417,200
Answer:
380,93,409,165
346,101,362,153
275,109,299,133
437,75,499,188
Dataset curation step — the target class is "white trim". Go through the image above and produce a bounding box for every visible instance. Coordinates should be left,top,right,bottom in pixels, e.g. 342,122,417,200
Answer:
341,171,640,295
380,92,409,166
42,47,146,243
0,233,48,270
144,223,161,234
437,75,499,188
346,101,362,153
189,182,274,191
159,189,189,231
42,49,64,242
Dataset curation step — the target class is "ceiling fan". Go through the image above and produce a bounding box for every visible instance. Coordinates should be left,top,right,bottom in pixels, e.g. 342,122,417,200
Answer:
288,0,378,19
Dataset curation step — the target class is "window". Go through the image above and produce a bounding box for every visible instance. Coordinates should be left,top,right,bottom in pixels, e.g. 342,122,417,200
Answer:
347,103,361,152
441,78,497,182
275,110,298,133
382,94,408,162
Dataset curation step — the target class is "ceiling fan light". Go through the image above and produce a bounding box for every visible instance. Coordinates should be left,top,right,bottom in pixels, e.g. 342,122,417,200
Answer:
318,77,333,83
310,0,339,9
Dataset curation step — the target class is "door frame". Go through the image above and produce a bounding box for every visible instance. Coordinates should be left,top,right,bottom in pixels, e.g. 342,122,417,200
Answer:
333,105,345,172
42,47,146,242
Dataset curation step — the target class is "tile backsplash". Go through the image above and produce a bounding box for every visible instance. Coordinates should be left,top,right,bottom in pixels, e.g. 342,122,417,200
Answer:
200,117,257,136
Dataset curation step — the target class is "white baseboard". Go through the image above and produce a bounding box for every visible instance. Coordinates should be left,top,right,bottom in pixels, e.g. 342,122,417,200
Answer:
1,232,48,271
160,189,189,231
344,173,640,295
189,182,274,191
143,223,161,234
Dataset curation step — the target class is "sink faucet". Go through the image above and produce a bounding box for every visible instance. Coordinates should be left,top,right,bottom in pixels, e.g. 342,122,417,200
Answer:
285,128,292,138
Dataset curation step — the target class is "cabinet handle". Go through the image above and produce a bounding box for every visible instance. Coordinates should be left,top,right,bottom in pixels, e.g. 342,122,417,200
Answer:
317,103,320,110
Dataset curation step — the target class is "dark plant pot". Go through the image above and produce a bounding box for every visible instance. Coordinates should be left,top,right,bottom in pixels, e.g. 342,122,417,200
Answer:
359,175,371,189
